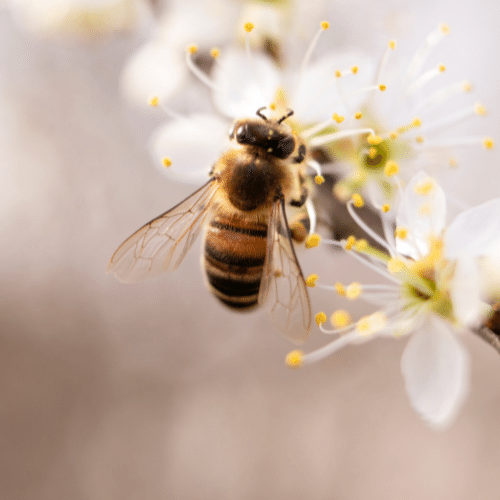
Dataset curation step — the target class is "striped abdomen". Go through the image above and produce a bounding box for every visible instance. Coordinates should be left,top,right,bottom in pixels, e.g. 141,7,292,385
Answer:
204,214,268,310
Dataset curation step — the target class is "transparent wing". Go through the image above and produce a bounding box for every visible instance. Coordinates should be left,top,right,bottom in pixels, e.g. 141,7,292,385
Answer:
259,195,312,344
108,178,219,283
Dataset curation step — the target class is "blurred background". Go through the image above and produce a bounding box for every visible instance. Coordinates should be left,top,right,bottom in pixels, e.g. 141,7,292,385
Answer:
1,0,500,499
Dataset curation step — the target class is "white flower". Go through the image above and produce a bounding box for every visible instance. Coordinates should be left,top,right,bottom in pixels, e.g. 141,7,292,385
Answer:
292,172,500,427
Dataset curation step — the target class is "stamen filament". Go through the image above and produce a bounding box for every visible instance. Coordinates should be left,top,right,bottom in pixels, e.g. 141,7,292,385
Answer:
406,66,445,96
412,81,471,114
186,51,219,91
305,198,317,235
418,106,479,134
308,128,375,147
302,330,359,363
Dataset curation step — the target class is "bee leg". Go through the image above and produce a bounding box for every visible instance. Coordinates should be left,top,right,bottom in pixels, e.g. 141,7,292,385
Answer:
292,144,306,164
288,212,310,243
290,186,308,208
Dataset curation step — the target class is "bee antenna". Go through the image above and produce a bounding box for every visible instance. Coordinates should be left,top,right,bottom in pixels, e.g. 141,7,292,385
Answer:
277,109,294,124
256,107,268,120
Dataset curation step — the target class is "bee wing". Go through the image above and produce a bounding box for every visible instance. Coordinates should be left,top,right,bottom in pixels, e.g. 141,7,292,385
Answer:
108,178,219,283
258,195,312,344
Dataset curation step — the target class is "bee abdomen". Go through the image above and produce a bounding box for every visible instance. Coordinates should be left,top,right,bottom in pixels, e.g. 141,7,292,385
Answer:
204,216,267,310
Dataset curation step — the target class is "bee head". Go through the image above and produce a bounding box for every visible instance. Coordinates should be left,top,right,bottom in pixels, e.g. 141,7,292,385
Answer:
229,108,296,159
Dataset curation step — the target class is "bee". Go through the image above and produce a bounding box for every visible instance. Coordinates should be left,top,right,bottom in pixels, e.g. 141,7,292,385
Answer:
108,107,312,343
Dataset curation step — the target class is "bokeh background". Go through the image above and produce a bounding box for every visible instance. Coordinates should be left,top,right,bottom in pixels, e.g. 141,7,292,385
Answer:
1,0,500,499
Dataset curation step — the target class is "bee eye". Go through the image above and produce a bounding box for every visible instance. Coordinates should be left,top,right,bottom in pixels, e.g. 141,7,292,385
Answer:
235,124,252,144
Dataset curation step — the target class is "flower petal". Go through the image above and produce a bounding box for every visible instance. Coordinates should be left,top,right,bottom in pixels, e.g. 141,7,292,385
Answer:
211,48,280,119
396,171,446,259
150,114,231,184
401,317,469,428
445,198,500,259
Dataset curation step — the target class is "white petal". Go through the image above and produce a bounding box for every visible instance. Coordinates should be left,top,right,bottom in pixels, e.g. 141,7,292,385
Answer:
449,255,481,326
396,171,446,259
121,42,186,107
401,318,469,428
211,48,280,119
445,198,500,259
150,114,231,185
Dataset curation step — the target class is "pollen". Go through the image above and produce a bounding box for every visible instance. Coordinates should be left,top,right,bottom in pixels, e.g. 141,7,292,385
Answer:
414,179,434,195
148,96,159,107
462,81,473,92
388,39,396,49
352,193,364,208
483,137,494,149
269,102,277,111
412,117,422,127
354,239,368,252
315,312,327,326
449,157,458,168
389,131,398,140
321,20,330,30
418,202,432,216
210,47,220,59
416,136,424,144
331,310,351,328
305,233,321,248
346,282,362,300
438,64,446,73
378,84,387,91
344,235,356,250
367,134,382,145
335,70,342,78
335,282,346,296
356,312,387,336
384,160,399,177
395,227,408,239
305,274,319,287
368,147,377,159
285,350,304,368
162,157,172,168
351,66,359,74
474,102,487,115
388,258,405,274
187,44,198,54
332,112,345,123
354,111,363,120
382,203,391,212
439,22,451,34
314,175,325,185
244,22,254,33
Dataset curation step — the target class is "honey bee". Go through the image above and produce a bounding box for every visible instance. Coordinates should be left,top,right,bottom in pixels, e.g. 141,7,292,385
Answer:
108,107,312,342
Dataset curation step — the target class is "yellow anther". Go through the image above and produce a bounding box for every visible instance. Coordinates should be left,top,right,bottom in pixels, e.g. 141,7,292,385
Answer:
285,350,303,368
483,137,494,149
332,112,345,123
378,84,387,91
387,258,405,274
414,179,434,195
305,233,321,248
351,66,359,74
439,23,451,34
352,170,367,183
148,96,159,107
416,136,424,144
210,47,220,59
335,70,342,78
335,282,346,296
315,312,327,326
162,157,172,168
244,22,254,32
333,182,350,202
351,193,364,208
346,282,362,300
438,64,446,73
269,102,276,111
389,131,398,140
418,202,432,216
388,39,396,49
449,157,458,168
321,21,330,30
412,117,422,127
305,274,319,287
356,312,387,336
354,239,368,251
474,102,487,116
368,147,377,159
367,134,382,145
395,227,408,239
331,310,351,328
461,81,472,92
354,111,363,120
314,174,325,185
382,203,391,213
187,44,198,54
384,160,399,177
344,235,356,251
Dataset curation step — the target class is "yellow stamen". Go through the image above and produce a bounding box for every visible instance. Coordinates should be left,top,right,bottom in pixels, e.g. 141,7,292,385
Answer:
439,23,451,34
269,102,277,111
331,310,352,328
332,112,345,123
354,111,363,120
346,282,362,300
483,137,494,149
382,203,391,213
414,179,434,195
335,70,342,78
395,227,408,239
461,81,472,92
387,258,405,274
368,147,377,159
418,202,432,216
187,44,198,54
321,21,330,30
285,350,303,368
352,193,364,208
305,274,319,287
449,157,458,168
356,312,387,336
384,160,399,177
314,175,325,185
210,47,220,59
315,312,327,326
335,282,346,296
305,233,321,248
378,84,387,91
438,64,446,73
367,134,382,145
354,239,368,252
388,40,396,49
148,96,159,107
416,136,424,144
244,22,254,33
474,102,487,116
344,235,356,251
162,157,172,168
389,131,398,140
351,66,359,74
